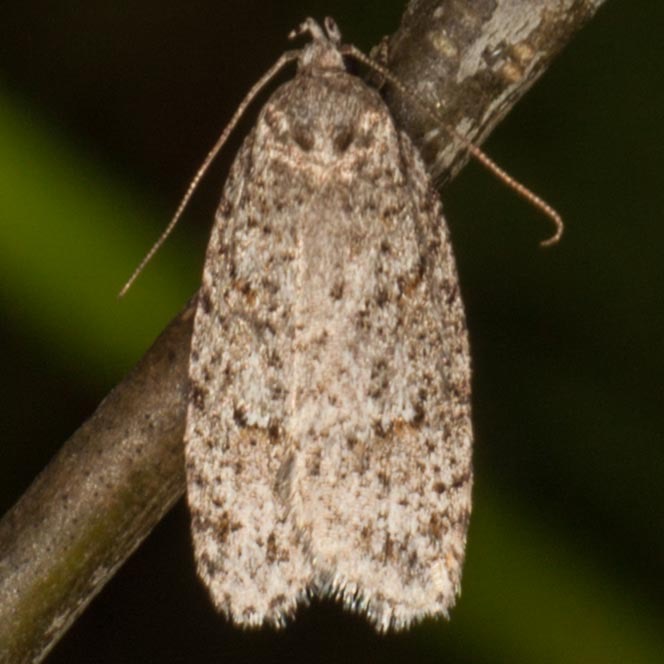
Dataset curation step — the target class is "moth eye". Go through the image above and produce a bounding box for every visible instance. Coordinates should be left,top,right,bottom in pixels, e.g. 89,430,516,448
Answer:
292,126,315,152
333,126,354,154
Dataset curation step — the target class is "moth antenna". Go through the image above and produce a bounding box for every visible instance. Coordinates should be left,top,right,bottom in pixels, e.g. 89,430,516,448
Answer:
118,49,300,298
343,44,564,246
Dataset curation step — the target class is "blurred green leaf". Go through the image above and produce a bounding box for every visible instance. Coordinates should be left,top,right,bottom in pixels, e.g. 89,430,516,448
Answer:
0,86,196,385
439,485,664,664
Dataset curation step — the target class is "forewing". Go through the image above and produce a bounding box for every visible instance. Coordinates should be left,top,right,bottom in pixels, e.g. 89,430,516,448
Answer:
184,136,312,627
292,127,473,631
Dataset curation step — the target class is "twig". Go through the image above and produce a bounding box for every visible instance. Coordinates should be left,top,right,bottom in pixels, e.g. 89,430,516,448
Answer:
385,0,606,183
0,1,607,662
0,304,192,663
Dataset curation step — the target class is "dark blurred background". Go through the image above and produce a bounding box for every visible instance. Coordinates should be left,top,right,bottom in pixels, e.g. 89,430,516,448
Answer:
1,1,662,663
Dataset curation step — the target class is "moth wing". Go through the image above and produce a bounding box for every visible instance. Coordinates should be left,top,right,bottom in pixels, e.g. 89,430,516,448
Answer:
293,131,473,630
184,139,312,627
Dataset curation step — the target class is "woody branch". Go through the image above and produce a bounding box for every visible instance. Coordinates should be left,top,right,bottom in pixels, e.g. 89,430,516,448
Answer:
0,2,607,662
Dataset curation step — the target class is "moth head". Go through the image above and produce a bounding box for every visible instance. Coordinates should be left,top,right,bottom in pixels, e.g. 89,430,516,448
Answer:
258,73,392,171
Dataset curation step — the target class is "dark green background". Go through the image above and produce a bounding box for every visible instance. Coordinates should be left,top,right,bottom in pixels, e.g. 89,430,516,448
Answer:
1,1,662,662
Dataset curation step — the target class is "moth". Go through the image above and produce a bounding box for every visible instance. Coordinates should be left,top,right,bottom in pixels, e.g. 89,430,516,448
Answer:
183,17,473,631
